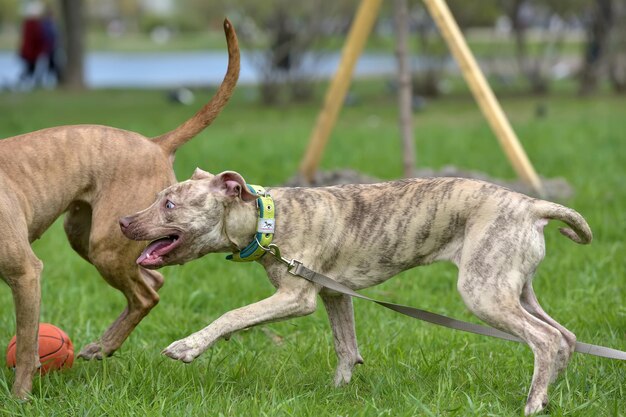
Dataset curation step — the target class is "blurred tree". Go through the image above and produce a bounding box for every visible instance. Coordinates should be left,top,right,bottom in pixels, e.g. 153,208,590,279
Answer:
0,0,18,27
447,0,500,27
59,0,85,90
498,0,582,94
607,0,625,92
222,0,355,105
410,4,448,97
579,0,614,95
409,0,500,97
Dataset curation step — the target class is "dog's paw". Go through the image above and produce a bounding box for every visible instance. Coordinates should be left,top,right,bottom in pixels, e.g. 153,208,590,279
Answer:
333,356,363,387
333,366,352,387
77,343,104,360
11,380,34,401
162,339,203,363
524,395,548,416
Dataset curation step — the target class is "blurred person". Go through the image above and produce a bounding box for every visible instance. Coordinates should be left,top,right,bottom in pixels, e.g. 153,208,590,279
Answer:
18,2,45,89
41,6,60,85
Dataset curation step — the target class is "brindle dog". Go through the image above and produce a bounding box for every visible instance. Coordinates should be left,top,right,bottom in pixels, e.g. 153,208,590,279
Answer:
120,169,592,415
0,21,238,399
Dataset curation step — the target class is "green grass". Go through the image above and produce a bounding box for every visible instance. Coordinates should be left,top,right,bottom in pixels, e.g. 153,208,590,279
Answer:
0,84,625,416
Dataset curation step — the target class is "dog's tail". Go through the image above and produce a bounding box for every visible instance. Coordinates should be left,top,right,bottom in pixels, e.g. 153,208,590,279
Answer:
152,19,240,154
534,200,592,244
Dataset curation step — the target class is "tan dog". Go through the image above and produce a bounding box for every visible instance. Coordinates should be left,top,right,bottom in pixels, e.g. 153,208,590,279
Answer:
0,20,239,399
120,169,592,415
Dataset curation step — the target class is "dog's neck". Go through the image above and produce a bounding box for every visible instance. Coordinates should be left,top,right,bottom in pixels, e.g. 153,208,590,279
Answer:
223,200,259,251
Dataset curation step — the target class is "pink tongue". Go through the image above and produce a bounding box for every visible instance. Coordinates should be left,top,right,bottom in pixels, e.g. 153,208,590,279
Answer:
137,238,173,264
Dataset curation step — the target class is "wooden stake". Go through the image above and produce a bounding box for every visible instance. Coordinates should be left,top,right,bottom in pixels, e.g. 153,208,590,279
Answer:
299,0,384,182
422,0,544,196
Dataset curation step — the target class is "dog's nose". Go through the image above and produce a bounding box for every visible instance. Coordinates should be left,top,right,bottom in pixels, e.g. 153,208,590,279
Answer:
119,216,131,231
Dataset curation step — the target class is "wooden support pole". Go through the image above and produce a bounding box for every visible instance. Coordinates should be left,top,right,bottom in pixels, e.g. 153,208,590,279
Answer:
299,0,383,182
422,0,545,196
394,0,416,178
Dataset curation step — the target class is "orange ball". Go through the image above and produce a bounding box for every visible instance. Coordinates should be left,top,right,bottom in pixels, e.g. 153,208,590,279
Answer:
6,323,74,374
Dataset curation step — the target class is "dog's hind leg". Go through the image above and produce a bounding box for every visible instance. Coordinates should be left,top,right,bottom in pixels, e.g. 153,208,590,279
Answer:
76,216,162,360
0,234,42,398
520,282,576,382
74,193,166,360
458,268,561,416
320,293,364,386
77,261,162,359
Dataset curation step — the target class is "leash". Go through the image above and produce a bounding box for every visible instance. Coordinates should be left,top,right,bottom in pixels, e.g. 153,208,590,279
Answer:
260,243,626,361
227,184,626,361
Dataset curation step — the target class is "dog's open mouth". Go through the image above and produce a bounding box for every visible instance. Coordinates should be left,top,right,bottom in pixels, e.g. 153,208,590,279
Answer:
137,234,182,267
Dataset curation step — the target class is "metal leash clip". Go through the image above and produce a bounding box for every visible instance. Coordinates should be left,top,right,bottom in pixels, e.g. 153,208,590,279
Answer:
257,241,302,274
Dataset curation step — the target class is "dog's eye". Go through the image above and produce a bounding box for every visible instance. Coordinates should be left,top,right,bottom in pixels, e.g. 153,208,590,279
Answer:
165,200,175,209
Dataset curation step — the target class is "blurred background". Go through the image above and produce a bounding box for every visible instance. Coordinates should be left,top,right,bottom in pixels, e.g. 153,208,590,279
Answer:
0,0,624,97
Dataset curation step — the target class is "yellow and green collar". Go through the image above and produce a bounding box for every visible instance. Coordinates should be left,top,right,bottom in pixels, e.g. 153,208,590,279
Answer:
226,184,275,262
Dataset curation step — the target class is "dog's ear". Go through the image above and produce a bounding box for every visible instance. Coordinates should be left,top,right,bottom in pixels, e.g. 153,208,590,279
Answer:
211,171,257,202
191,168,214,180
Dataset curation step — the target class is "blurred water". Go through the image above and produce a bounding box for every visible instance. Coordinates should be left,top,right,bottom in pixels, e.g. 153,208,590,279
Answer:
0,50,440,89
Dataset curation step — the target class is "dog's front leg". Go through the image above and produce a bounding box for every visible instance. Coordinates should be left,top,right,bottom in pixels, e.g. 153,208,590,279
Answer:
163,278,318,363
78,267,163,359
1,245,43,399
320,293,364,386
